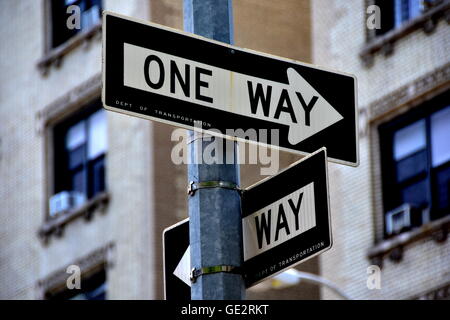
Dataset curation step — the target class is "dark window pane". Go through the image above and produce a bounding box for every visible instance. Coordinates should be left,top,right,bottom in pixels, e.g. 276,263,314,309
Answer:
53,101,107,203
401,179,429,208
51,0,78,47
432,165,450,218
47,268,106,300
375,0,395,36
68,145,86,169
72,169,86,194
51,0,103,48
90,157,105,196
396,150,427,182
431,105,450,167
83,283,106,300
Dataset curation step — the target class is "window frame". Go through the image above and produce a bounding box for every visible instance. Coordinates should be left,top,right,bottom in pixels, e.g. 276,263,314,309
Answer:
38,0,103,75
371,0,427,37
37,244,114,299
378,91,450,238
49,0,103,49
368,0,438,39
45,267,107,300
367,66,450,263
360,0,449,67
37,75,110,242
53,102,107,201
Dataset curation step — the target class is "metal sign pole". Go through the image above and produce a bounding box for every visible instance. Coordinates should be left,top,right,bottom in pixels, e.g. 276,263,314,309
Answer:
183,0,245,300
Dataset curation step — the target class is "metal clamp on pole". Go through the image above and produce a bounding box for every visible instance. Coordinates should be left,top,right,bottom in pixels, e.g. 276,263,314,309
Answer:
187,181,241,196
190,265,243,283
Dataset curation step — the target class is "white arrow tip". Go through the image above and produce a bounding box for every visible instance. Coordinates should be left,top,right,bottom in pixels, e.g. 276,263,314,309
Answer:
286,67,343,145
173,245,191,287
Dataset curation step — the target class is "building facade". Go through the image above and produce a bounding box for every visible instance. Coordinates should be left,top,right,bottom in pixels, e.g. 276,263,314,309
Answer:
0,0,448,300
0,0,317,300
313,0,450,299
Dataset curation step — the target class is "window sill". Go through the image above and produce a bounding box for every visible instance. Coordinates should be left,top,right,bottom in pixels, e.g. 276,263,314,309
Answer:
38,192,109,244
368,215,450,267
37,23,102,76
360,1,450,68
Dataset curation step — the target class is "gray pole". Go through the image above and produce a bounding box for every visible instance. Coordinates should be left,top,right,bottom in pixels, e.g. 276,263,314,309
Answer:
183,0,245,300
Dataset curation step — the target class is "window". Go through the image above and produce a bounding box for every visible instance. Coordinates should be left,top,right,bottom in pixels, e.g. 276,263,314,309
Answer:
51,0,102,48
46,268,107,300
373,0,439,36
361,0,447,67
53,102,107,204
379,92,450,237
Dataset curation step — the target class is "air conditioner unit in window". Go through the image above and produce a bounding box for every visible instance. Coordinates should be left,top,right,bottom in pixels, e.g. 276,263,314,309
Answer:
385,203,419,236
49,191,86,217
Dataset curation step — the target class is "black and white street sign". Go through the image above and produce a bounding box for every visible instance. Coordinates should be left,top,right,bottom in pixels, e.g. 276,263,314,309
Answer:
241,148,332,287
163,218,191,300
163,149,332,290
102,12,359,166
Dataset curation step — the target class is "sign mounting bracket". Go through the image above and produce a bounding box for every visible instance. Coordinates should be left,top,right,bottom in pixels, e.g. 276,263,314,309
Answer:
190,265,243,283
187,180,242,196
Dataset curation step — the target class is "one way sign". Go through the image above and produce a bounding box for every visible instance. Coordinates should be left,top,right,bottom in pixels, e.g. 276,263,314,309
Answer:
163,218,190,300
241,148,332,287
102,12,359,166
163,149,332,293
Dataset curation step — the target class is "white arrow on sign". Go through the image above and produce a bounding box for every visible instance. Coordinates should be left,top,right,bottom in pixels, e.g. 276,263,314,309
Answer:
123,43,343,145
173,245,191,287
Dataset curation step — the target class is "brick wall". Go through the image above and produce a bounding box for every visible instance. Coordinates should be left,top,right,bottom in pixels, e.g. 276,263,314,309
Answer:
0,0,157,300
312,0,450,299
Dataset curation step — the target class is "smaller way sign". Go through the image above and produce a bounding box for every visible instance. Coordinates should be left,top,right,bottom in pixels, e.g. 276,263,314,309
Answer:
163,218,190,300
241,148,332,287
163,148,333,292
